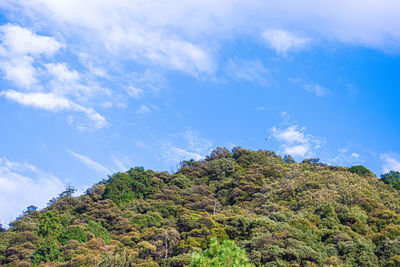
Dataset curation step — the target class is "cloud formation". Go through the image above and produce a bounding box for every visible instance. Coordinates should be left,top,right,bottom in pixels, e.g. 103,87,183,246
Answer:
303,83,331,97
381,153,400,173
1,1,400,130
0,157,65,225
0,24,108,129
261,29,311,55
1,90,107,129
271,124,324,158
160,129,213,165
226,58,269,84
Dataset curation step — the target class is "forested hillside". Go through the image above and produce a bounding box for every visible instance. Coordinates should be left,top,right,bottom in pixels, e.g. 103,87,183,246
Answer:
1,148,400,266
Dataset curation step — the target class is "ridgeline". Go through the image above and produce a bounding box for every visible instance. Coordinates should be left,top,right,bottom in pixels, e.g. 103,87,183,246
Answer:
1,147,400,266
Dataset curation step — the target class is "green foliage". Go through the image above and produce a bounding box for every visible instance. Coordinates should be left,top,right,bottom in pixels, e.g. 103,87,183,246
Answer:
191,237,253,266
283,155,296,163
2,148,400,266
349,165,374,177
86,221,111,245
31,237,63,265
37,211,63,238
103,167,154,205
207,158,235,180
58,226,88,245
381,170,400,190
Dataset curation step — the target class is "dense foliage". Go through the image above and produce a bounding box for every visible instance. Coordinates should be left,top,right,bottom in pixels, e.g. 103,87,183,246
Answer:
381,171,400,191
1,147,400,266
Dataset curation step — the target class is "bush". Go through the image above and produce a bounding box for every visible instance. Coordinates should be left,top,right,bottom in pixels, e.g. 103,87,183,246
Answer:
349,165,374,177
31,238,63,265
37,211,63,238
191,237,253,266
58,226,88,245
86,221,111,245
381,171,400,190
103,167,154,205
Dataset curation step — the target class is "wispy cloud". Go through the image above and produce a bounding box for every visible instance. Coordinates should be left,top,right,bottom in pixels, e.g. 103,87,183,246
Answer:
136,104,151,115
326,148,364,166
67,150,110,175
290,78,331,97
261,29,311,56
303,83,331,97
160,129,213,165
380,153,400,173
0,157,65,225
226,58,269,84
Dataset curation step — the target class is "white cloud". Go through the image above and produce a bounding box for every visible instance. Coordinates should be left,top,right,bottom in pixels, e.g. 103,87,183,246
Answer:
0,24,62,56
226,58,269,84
1,90,107,129
290,78,331,97
2,56,37,88
179,129,213,155
2,0,400,78
136,104,151,114
111,155,131,172
325,148,365,166
284,144,310,157
160,129,213,165
0,24,62,89
271,124,324,157
0,25,109,129
381,153,400,173
303,83,331,97
261,29,311,55
68,150,110,175
45,63,80,83
0,157,65,225
126,86,144,100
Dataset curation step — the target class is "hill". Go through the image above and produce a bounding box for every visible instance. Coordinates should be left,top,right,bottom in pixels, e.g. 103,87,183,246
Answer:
1,147,400,266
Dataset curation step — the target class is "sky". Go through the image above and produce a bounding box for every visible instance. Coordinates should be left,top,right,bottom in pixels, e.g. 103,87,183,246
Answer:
0,0,400,225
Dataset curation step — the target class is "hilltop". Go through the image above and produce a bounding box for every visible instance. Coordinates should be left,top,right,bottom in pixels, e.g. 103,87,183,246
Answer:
1,147,400,266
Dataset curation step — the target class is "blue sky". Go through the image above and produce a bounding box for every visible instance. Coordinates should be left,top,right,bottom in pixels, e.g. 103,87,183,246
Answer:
0,0,400,225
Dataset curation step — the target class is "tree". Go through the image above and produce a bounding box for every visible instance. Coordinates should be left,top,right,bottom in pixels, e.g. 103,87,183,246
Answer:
381,171,400,190
283,155,296,163
302,158,320,165
191,237,254,267
31,237,63,265
38,211,63,238
349,165,374,177
206,147,232,161
58,226,88,245
86,221,111,245
24,205,38,216
59,185,76,198
103,167,154,205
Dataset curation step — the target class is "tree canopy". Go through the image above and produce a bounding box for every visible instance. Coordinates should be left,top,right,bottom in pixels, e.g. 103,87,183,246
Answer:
1,148,400,266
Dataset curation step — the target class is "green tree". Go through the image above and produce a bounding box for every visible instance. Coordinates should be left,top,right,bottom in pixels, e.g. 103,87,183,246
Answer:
349,165,374,177
31,237,63,265
381,170,400,190
191,237,254,267
283,155,296,163
37,211,63,238
58,226,88,245
86,221,111,245
103,167,154,205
